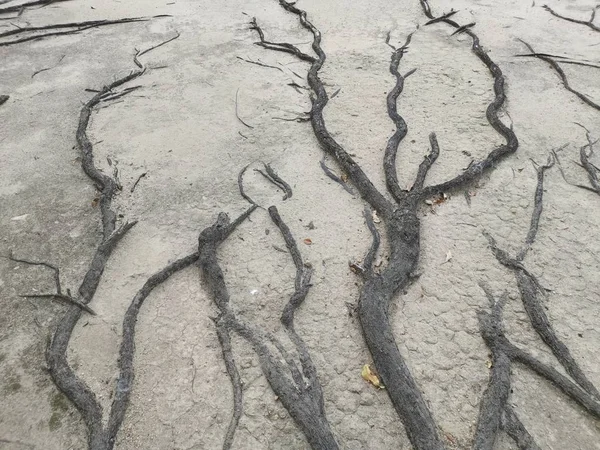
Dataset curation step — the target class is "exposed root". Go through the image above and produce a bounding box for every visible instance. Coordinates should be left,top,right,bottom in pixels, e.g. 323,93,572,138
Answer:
236,55,284,72
552,144,599,194
110,252,199,447
419,0,519,198
20,293,96,315
518,39,600,112
543,4,600,33
578,130,600,194
251,1,519,448
198,205,338,449
480,153,600,447
383,31,415,202
478,285,600,419
7,34,181,450
7,252,96,315
514,53,600,70
215,321,243,450
0,0,71,16
0,17,170,47
516,154,555,261
8,252,62,294
254,163,293,200
235,88,254,129
500,405,541,450
237,163,259,206
360,206,381,277
319,160,355,194
474,285,511,450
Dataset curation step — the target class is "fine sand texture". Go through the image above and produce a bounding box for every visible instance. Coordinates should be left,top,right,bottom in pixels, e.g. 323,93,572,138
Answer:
1,0,599,449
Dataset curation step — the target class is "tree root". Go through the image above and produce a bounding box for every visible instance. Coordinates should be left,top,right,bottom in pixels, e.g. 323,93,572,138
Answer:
6,252,96,315
500,405,541,450
254,162,293,200
0,17,170,47
0,0,71,16
111,252,199,448
543,4,600,33
5,34,180,450
214,320,243,450
251,1,519,448
479,153,600,448
383,31,415,201
319,160,355,194
514,52,600,70
578,130,600,195
197,204,338,449
517,39,600,112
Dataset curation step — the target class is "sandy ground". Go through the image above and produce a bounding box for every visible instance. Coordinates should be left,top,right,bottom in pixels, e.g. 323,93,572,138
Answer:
1,0,599,449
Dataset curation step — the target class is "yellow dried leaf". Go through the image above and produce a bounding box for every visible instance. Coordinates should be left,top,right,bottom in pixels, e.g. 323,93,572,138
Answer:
361,364,384,389
486,360,493,369
341,173,349,183
371,210,381,224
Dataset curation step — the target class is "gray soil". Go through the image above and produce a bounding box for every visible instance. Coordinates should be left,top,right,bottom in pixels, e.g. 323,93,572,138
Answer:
1,0,599,449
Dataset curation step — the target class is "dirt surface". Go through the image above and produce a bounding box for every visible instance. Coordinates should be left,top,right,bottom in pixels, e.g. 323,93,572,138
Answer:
1,0,599,449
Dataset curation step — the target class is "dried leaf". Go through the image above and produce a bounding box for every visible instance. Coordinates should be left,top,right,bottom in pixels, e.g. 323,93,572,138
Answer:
361,364,384,389
341,173,349,183
371,210,381,223
444,250,452,263
486,360,493,369
91,197,99,208
303,238,313,245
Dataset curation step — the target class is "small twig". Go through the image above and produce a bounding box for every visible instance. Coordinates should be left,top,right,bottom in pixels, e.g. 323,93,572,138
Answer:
0,17,162,47
424,9,459,25
271,115,310,122
130,172,147,193
20,293,96,315
516,152,555,261
543,4,600,33
451,22,476,36
236,56,283,72
515,53,600,70
137,30,180,57
518,39,600,112
287,81,308,94
264,163,293,200
235,88,254,129
8,251,62,294
238,164,258,206
553,145,599,194
319,160,354,194
31,54,65,78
